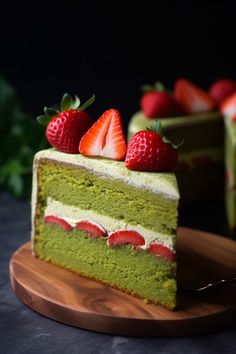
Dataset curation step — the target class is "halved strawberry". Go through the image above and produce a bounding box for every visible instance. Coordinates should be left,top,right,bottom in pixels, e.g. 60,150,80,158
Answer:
44,215,73,231
107,230,145,246
220,92,236,121
79,108,127,160
76,220,107,238
174,79,216,114
147,243,176,261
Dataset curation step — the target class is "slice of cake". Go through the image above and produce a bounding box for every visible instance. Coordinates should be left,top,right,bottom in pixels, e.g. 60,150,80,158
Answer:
32,149,179,309
32,97,180,310
128,79,224,203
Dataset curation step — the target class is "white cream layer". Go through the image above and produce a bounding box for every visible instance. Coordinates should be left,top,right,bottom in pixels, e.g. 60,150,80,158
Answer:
44,197,175,251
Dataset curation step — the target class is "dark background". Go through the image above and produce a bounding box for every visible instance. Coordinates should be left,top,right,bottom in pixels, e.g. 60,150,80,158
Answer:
0,1,236,130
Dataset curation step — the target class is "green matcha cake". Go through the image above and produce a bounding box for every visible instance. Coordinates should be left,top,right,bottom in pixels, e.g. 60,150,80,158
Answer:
32,148,179,310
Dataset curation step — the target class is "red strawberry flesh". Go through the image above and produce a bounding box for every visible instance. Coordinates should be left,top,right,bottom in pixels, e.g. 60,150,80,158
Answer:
108,230,145,246
148,243,176,261
76,220,107,238
79,108,126,160
44,215,73,231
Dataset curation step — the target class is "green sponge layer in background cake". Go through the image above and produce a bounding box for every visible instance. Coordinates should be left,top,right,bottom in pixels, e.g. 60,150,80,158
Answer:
34,223,177,309
128,111,224,203
32,149,179,309
224,117,236,230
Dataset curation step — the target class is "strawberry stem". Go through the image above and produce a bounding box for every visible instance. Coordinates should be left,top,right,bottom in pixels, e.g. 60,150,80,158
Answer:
147,120,164,136
154,82,165,92
36,115,52,125
163,136,184,149
61,93,81,111
79,94,95,111
142,81,165,93
44,107,59,117
36,93,95,126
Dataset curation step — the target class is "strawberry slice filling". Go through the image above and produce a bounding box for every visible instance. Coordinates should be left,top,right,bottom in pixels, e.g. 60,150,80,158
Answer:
44,215,175,261
107,230,145,247
147,242,176,261
44,215,73,231
76,220,107,238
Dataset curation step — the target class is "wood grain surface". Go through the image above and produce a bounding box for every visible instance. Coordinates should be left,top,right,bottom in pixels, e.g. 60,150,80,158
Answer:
9,227,236,337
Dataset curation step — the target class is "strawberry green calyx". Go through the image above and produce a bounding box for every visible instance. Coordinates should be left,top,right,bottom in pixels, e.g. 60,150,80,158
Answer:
36,93,95,126
60,93,81,111
147,120,183,149
142,81,165,93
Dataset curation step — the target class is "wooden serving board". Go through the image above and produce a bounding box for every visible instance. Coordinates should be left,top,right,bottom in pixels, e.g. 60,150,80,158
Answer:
10,227,236,337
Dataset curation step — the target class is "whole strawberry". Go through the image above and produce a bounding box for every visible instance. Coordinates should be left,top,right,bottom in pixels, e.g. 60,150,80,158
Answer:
140,82,181,119
125,121,179,172
37,93,95,153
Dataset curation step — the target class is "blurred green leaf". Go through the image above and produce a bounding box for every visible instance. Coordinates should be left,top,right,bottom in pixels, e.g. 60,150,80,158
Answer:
8,174,23,197
0,75,48,198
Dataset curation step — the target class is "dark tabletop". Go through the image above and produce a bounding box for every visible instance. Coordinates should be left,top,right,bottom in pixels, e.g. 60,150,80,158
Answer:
1,192,236,354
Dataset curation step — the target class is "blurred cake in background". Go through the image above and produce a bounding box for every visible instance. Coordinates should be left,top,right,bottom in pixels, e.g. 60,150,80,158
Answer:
128,79,236,203
221,92,236,231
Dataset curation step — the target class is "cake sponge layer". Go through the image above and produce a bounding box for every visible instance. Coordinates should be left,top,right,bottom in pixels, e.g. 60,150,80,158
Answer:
34,223,177,309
